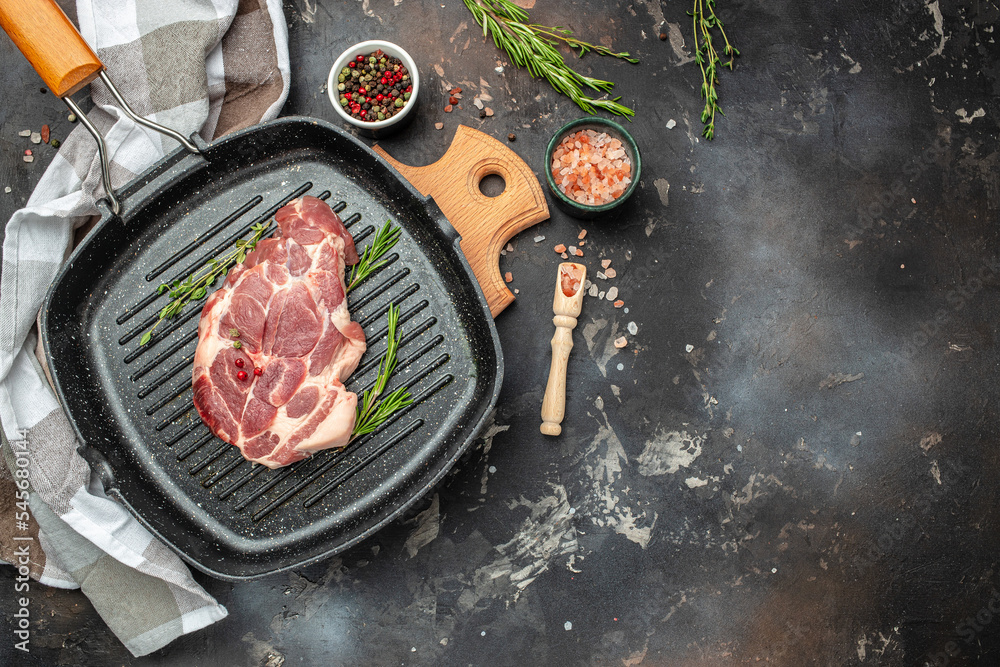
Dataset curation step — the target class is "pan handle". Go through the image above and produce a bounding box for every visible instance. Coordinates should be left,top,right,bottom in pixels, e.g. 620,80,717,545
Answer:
0,0,103,98
374,126,550,317
0,0,201,216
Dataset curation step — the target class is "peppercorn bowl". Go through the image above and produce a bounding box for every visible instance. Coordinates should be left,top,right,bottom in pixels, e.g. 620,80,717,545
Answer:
544,117,641,220
328,40,420,137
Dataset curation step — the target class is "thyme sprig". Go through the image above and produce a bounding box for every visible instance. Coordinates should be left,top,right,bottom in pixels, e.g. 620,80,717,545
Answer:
690,0,739,140
352,303,413,438
347,221,402,292
463,0,638,118
139,222,270,345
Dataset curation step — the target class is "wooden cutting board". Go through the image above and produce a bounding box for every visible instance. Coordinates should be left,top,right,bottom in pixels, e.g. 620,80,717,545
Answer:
374,125,550,318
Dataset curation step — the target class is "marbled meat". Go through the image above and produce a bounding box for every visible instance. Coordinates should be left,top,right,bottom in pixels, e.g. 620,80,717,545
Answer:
193,196,367,468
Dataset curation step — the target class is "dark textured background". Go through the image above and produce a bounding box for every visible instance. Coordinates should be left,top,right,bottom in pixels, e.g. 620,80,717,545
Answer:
3,0,1000,664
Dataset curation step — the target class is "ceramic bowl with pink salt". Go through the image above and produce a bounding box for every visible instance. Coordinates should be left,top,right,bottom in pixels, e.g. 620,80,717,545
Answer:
544,117,641,219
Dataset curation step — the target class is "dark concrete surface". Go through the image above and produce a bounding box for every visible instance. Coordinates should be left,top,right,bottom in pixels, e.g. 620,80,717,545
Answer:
3,0,1000,665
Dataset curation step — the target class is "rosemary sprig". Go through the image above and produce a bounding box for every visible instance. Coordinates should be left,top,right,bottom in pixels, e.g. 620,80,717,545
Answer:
690,0,739,140
463,0,638,118
139,222,270,345
352,303,413,438
347,221,402,293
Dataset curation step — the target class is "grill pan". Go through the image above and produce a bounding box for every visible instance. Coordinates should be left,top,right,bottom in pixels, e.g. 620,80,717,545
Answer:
4,2,548,579
41,117,505,579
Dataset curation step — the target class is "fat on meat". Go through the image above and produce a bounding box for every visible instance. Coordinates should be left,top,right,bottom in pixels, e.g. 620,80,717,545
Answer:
192,196,366,468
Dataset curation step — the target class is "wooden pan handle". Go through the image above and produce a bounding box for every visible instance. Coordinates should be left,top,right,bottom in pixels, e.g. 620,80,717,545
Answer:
0,0,103,98
374,125,549,318
540,263,586,436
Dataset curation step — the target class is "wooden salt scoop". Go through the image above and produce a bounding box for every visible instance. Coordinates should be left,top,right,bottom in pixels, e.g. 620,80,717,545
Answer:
540,262,586,436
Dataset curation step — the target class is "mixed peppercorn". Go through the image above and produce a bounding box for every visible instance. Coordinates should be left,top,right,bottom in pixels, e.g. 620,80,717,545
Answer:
230,330,263,380
337,50,413,122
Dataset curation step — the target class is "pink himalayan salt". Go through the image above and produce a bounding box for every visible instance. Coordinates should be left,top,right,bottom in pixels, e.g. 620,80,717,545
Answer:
550,129,632,206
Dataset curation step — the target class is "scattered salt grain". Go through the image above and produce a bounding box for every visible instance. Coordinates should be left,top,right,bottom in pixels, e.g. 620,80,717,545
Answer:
506,243,513,252
534,235,546,243
489,465,497,473
22,155,33,163
575,249,583,257
494,66,504,73
434,122,444,130
613,300,624,308
584,280,592,290
30,132,41,144
666,119,677,129
554,243,566,253
18,130,30,137
3,186,10,193
627,322,638,335
614,336,627,348
564,621,573,631
601,259,612,269
606,286,618,301
588,284,598,297
504,272,513,283
550,129,632,206
514,288,519,294
617,363,624,371
568,245,577,254
605,267,617,278
598,291,605,299
474,97,484,109
578,229,587,240
560,252,568,259
685,344,694,353
623,307,629,314
596,271,607,280
485,107,494,117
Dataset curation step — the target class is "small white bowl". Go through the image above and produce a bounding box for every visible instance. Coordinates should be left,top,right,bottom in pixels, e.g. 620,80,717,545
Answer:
328,40,420,136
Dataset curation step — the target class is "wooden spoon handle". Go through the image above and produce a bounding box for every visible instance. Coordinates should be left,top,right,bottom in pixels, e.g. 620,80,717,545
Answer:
540,323,575,436
0,0,103,98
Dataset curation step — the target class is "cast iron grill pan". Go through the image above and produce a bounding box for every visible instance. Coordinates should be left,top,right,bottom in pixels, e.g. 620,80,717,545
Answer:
40,118,502,580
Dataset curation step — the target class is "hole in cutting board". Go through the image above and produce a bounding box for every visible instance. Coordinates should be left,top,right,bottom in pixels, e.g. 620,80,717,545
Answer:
478,173,506,198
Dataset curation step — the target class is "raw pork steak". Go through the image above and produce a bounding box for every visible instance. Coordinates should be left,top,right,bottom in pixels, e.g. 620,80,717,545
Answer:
193,196,367,468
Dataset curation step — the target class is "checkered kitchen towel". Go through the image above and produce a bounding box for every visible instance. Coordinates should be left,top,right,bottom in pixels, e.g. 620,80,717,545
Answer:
0,0,288,656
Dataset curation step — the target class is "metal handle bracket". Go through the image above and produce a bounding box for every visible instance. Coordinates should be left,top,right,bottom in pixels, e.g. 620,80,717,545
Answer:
66,71,201,216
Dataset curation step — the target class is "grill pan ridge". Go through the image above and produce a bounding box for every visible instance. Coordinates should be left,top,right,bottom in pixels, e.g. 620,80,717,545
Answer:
40,118,503,579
